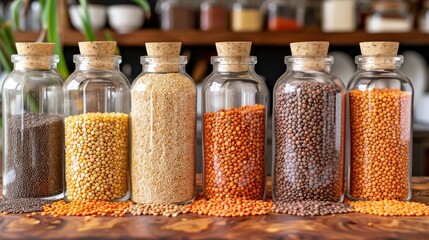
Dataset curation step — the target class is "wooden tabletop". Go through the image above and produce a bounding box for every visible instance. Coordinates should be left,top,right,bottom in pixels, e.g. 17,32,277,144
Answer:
1,177,429,240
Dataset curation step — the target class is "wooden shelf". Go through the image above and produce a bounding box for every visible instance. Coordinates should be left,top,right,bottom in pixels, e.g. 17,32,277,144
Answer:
14,30,429,46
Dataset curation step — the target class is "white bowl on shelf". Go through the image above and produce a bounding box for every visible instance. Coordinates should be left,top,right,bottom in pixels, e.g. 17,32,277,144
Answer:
69,4,107,32
107,5,144,34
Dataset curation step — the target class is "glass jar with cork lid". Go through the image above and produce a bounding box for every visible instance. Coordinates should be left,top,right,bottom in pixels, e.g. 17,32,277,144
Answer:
2,42,64,200
63,41,130,201
272,42,346,202
347,42,413,201
232,0,263,32
131,42,196,204
202,41,268,200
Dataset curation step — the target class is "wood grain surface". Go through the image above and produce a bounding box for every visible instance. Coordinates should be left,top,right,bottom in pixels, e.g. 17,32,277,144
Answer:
0,176,428,240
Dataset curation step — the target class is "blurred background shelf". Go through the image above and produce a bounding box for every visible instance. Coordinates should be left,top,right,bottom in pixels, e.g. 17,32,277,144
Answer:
14,30,429,46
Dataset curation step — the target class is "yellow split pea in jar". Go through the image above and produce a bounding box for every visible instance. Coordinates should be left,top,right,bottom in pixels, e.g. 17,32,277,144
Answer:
64,41,130,201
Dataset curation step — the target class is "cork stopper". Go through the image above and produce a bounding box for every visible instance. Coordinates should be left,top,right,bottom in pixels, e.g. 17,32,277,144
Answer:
290,42,329,56
145,42,182,72
290,41,329,71
360,42,399,69
78,41,117,70
15,42,55,70
215,42,252,72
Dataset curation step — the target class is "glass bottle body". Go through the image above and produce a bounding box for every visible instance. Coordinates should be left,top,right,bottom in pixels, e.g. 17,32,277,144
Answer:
130,57,196,204
322,0,357,32
63,56,130,201
366,0,413,33
232,0,263,32
347,56,413,201
202,57,268,200
273,56,346,202
265,0,304,31
200,0,229,31
157,0,197,31
2,55,64,200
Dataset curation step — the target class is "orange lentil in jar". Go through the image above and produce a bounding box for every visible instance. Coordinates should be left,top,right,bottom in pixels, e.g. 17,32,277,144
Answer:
203,104,265,200
349,89,412,201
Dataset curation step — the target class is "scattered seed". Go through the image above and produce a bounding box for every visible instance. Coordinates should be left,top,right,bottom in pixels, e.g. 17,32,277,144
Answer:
273,200,354,216
0,199,56,214
43,200,133,217
350,200,429,216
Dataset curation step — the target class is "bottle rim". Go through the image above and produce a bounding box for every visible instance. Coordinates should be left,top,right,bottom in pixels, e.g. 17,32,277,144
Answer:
12,54,59,64
211,56,257,65
284,55,334,65
355,55,404,64
73,55,122,64
140,56,188,65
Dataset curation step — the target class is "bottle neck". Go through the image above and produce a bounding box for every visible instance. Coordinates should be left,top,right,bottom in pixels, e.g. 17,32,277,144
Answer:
211,56,257,73
74,55,121,71
141,56,188,73
355,55,403,71
285,56,333,72
12,55,59,71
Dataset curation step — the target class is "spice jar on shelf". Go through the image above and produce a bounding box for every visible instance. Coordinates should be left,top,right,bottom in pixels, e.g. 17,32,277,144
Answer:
2,42,64,200
232,0,263,32
419,0,429,33
322,0,357,32
272,42,346,202
157,0,197,31
200,0,229,31
131,42,196,204
347,42,413,201
202,42,268,200
64,41,130,201
366,0,413,33
303,0,321,30
263,0,304,31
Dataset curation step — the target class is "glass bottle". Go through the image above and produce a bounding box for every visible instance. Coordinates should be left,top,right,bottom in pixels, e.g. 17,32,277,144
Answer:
63,41,130,201
2,42,64,200
347,42,413,201
366,0,413,33
157,0,197,31
131,42,196,204
303,0,321,30
231,0,263,32
200,0,229,31
272,42,346,202
263,0,304,31
202,42,268,200
322,0,357,32
419,0,429,33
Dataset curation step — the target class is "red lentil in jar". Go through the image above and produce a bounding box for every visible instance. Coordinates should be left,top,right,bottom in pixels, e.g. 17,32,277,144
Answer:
203,105,266,199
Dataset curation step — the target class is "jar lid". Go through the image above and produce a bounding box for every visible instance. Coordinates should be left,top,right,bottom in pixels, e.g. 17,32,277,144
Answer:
359,41,399,69
15,42,56,70
215,41,253,72
144,42,183,72
289,41,329,71
78,41,117,70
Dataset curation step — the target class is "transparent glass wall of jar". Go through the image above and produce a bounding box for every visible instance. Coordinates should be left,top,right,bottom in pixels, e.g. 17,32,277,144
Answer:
273,42,346,202
263,0,304,31
347,42,413,201
131,42,196,204
200,0,230,31
366,0,413,33
202,42,268,200
232,0,263,32
63,41,130,201
2,43,64,200
157,0,197,31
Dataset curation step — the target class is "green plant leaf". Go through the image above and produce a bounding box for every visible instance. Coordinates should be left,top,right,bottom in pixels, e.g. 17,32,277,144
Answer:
80,0,96,41
0,47,12,73
0,23,16,58
132,0,151,19
44,0,69,78
11,0,25,31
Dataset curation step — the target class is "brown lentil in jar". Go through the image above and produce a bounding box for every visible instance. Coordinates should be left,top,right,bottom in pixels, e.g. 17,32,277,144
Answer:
203,104,265,200
65,112,129,201
349,88,412,201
